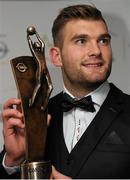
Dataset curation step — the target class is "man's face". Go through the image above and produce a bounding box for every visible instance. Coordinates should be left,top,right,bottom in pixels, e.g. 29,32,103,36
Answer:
55,19,112,90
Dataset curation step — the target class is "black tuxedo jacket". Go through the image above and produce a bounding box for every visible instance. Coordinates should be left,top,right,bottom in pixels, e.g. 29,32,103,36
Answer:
0,83,130,179
46,83,130,179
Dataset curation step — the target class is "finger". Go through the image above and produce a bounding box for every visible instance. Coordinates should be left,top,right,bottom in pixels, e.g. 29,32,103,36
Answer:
2,109,23,120
3,98,21,109
47,114,51,126
3,117,25,136
3,117,25,130
16,103,22,113
7,118,25,128
52,166,72,179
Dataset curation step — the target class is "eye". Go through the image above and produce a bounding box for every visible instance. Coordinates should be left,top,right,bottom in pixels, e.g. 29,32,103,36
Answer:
99,37,111,45
75,38,87,45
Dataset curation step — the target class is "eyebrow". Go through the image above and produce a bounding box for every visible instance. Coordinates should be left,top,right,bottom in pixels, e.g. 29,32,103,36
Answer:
98,33,111,40
71,33,111,41
71,34,88,41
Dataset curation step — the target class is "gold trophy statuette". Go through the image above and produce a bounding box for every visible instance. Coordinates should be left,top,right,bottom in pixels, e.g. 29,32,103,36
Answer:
10,26,53,179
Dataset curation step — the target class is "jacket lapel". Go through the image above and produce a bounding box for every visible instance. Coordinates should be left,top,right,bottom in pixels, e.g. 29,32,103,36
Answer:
70,84,123,178
49,92,69,153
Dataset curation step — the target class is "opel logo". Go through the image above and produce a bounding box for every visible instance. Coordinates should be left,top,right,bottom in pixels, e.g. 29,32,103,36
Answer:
16,63,27,73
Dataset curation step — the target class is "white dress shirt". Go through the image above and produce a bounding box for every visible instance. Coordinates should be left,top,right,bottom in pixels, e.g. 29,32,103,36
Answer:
63,81,110,153
3,81,110,174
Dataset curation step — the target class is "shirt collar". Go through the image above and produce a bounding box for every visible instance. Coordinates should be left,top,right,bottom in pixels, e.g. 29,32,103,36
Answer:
63,81,110,107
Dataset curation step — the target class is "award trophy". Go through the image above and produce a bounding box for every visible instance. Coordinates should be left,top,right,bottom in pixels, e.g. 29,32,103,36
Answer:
10,26,53,179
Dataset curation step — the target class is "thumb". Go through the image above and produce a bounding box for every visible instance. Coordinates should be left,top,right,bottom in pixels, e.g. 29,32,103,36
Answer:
47,114,51,126
51,166,72,179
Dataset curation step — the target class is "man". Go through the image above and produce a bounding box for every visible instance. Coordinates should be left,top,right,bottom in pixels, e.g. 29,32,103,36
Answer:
0,4,130,179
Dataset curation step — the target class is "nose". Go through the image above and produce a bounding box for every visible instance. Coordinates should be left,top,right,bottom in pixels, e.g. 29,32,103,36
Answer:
87,41,101,57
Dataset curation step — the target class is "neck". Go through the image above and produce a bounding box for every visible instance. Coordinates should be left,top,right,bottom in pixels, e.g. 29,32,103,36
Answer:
64,81,102,98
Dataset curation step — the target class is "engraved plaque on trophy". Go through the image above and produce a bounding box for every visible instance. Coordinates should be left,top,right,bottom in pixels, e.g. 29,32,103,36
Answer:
10,26,53,179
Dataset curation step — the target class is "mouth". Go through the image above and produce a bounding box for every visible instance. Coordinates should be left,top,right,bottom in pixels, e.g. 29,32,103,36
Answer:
82,62,103,68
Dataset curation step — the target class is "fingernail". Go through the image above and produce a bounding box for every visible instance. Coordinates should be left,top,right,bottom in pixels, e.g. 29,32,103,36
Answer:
15,98,21,103
18,112,23,117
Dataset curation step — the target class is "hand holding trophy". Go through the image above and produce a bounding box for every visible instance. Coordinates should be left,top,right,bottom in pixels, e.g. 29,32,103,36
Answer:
10,26,53,179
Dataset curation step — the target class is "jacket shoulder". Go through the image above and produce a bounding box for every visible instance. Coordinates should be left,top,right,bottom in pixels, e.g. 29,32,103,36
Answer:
110,83,130,108
48,92,63,112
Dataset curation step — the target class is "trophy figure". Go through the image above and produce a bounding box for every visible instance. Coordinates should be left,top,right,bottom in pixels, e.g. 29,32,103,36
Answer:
10,26,53,179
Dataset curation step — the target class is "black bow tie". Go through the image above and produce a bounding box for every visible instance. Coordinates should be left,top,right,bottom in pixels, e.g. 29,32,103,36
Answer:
62,93,96,112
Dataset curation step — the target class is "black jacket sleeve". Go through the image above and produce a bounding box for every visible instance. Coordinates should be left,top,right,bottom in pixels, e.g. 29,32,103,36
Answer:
0,149,20,179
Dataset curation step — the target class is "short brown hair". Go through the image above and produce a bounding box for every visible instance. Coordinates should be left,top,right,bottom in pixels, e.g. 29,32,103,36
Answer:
52,4,107,47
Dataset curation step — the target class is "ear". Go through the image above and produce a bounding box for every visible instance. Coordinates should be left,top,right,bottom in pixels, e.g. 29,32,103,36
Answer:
49,47,63,67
